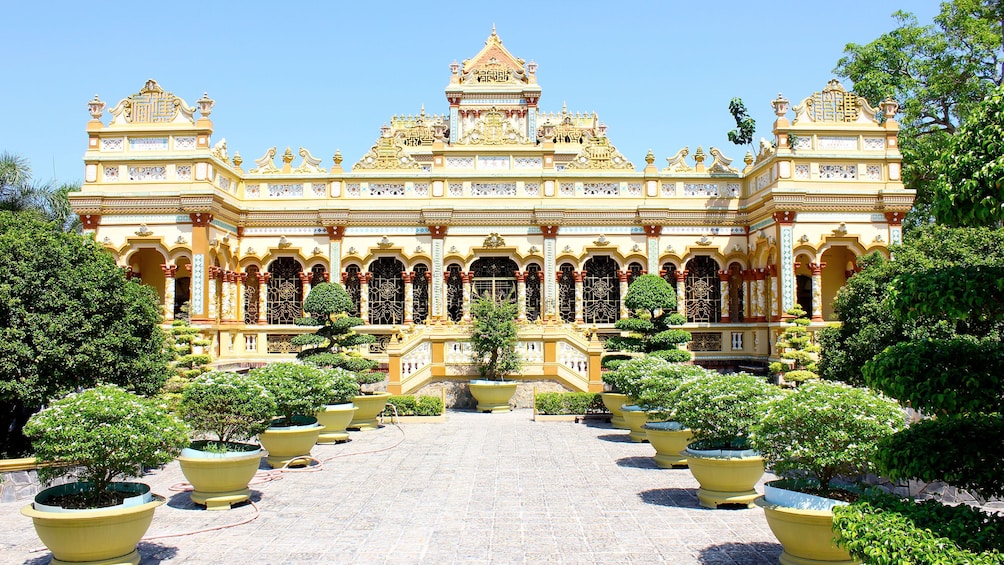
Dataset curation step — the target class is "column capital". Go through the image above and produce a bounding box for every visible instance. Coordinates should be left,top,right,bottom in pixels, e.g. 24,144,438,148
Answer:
326,226,346,240
755,268,767,281
540,225,559,238
257,272,271,284
514,271,527,283
642,225,663,237
809,262,826,275
429,225,448,239
360,273,372,284
616,270,630,283
323,272,330,283
189,213,214,227
208,265,221,279
674,270,688,282
772,210,796,225
299,272,311,284
766,264,778,277
717,270,730,282
401,272,415,284
161,263,178,278
573,271,588,283
884,211,904,226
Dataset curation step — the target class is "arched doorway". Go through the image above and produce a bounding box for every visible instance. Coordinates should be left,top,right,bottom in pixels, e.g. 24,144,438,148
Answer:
267,257,303,324
583,255,620,324
368,257,405,325
685,256,721,323
471,257,518,301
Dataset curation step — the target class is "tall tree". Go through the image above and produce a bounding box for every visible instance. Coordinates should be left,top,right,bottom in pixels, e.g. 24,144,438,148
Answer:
0,152,81,231
834,2,1004,228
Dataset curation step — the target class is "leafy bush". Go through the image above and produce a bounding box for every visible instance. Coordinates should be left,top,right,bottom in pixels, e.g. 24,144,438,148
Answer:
666,372,782,449
23,385,189,507
634,364,719,418
607,274,689,359
294,282,378,372
469,295,522,381
248,363,333,424
603,336,645,352
534,392,603,415
648,349,692,363
602,356,674,398
650,329,692,350
750,380,904,493
382,395,444,416
770,305,820,384
601,354,634,369
178,371,276,445
323,368,361,405
175,354,211,369
834,493,1004,564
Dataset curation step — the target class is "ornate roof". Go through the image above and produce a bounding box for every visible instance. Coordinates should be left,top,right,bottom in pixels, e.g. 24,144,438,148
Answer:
454,26,532,87
108,79,197,126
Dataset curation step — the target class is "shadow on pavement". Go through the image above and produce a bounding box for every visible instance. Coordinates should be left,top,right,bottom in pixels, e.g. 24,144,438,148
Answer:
696,541,781,564
638,487,702,508
595,433,632,443
616,456,661,469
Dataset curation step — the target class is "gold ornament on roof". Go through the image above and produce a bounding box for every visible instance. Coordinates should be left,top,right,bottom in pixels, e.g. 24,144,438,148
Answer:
282,147,294,165
707,147,739,174
793,79,879,124
593,235,610,246
135,224,153,237
108,79,195,125
664,147,691,172
377,236,394,248
233,152,243,168
566,137,634,170
293,148,326,174
483,233,505,248
250,147,280,174
353,129,422,170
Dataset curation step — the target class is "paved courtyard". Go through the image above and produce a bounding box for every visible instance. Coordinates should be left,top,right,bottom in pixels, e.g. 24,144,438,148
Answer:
2,410,781,564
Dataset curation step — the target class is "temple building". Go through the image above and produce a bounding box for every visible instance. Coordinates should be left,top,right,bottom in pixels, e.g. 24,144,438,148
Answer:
70,30,912,398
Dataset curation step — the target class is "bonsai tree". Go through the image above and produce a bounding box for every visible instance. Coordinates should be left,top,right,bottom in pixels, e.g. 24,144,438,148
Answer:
248,362,334,425
605,274,691,363
292,282,379,375
22,385,189,508
666,372,783,450
178,371,277,450
322,367,361,405
769,305,821,386
468,294,522,381
751,380,904,498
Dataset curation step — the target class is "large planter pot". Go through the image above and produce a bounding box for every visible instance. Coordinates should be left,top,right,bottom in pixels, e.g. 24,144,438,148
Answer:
315,403,357,443
469,380,517,413
644,422,693,468
601,392,631,429
21,482,164,565
755,482,858,565
683,445,765,509
350,391,392,430
621,405,655,442
177,442,262,510
258,416,322,468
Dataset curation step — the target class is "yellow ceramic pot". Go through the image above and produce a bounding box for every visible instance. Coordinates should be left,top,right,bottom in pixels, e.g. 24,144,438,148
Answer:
315,403,357,443
756,483,858,565
350,391,392,430
258,418,322,468
621,405,653,442
683,446,765,509
468,381,518,413
601,392,631,429
177,443,262,510
644,422,693,467
21,482,164,565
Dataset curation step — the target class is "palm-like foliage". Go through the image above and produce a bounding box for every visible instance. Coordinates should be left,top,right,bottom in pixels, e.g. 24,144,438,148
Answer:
0,152,81,231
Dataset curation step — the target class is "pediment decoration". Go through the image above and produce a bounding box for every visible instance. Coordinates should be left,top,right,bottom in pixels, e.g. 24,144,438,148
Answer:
293,148,327,174
792,79,878,125
707,147,739,174
538,106,596,144
353,136,421,170
457,107,527,145
108,80,195,125
566,137,634,170
458,27,528,86
211,138,228,162
249,147,280,174
483,233,505,248
663,147,691,172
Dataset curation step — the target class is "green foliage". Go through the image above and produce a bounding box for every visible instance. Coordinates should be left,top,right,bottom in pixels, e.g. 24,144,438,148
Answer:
23,385,189,506
623,274,676,314
614,317,654,334
468,295,522,381
248,362,333,423
834,493,1004,564
650,329,692,350
603,336,645,353
726,97,756,149
602,355,674,398
178,371,276,444
323,367,361,405
750,381,904,493
1,152,82,231
534,392,604,415
634,364,719,420
772,306,820,384
874,415,1004,499
666,372,782,448
296,283,379,375
382,395,445,417
175,354,211,369
834,4,1003,228
0,212,171,456
601,354,633,369
606,275,687,359
648,349,692,363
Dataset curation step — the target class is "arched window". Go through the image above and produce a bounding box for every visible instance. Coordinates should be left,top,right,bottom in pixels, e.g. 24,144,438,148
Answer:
627,262,644,285
526,263,542,322
661,262,678,286
685,256,721,323
310,264,326,286
368,257,405,325
267,257,303,324
558,263,575,323
343,265,361,317
412,264,429,324
244,265,260,325
471,257,518,301
446,264,464,322
583,255,620,324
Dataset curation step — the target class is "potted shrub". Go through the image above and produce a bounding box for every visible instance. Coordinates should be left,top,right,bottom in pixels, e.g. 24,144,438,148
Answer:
176,371,276,510
249,362,332,468
315,367,360,443
467,294,522,413
635,364,718,467
750,380,904,564
667,372,783,508
20,385,188,564
769,305,821,387
603,356,676,442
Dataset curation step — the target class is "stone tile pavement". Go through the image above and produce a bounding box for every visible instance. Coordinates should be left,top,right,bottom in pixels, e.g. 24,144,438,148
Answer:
1,410,781,564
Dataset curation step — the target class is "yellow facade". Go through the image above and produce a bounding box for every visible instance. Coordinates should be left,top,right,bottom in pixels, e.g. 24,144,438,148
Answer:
71,31,912,396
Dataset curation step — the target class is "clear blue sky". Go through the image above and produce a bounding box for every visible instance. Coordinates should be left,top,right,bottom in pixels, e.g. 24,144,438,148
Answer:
3,1,941,186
